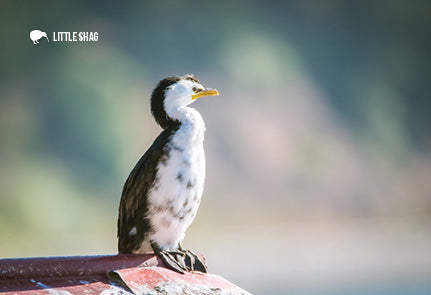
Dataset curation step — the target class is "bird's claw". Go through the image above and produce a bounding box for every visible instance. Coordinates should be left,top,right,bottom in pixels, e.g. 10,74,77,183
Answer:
152,244,208,274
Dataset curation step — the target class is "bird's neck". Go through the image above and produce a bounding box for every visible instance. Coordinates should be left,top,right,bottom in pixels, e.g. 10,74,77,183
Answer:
166,106,206,134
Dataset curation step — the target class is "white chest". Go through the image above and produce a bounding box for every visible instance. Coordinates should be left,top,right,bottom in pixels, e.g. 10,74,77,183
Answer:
147,118,206,250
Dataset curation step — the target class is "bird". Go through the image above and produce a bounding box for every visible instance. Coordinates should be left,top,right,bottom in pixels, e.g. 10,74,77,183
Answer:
117,74,218,273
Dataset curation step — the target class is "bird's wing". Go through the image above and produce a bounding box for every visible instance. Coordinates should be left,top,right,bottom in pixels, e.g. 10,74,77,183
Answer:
117,128,175,253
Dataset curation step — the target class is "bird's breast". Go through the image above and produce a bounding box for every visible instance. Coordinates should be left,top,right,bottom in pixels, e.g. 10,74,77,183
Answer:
146,124,206,249
151,125,205,208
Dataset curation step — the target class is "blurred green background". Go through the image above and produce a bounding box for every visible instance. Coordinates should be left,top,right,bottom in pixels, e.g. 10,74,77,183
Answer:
1,1,431,294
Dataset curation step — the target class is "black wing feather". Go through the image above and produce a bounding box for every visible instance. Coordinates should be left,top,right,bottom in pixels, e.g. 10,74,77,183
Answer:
117,127,178,253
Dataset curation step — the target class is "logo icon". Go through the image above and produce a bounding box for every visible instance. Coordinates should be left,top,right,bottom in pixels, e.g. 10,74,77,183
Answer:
30,30,49,44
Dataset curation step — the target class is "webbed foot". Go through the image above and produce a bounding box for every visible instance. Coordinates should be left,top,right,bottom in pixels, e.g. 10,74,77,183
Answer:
151,243,208,274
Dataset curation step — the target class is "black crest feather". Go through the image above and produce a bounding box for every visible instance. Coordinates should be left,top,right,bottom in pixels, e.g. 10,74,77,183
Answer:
151,76,181,129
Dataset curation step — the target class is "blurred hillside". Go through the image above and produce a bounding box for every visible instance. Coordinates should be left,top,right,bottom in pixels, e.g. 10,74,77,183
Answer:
1,1,431,294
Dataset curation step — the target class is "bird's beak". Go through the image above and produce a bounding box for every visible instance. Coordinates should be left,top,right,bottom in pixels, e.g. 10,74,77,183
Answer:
192,89,219,100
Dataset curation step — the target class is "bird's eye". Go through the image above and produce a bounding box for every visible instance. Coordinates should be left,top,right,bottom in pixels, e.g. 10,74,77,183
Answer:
192,87,199,93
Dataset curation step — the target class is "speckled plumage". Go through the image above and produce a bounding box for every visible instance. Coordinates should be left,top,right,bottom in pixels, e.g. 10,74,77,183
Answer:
117,75,214,258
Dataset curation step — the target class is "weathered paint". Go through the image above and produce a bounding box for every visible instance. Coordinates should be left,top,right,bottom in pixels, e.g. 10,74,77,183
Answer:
0,255,250,295
108,267,249,295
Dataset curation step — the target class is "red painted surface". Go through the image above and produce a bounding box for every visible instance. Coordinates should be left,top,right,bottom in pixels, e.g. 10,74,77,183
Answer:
0,255,249,295
110,267,245,294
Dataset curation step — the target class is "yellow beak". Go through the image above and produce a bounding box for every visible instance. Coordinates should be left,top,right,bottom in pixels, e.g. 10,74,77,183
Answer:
192,89,219,100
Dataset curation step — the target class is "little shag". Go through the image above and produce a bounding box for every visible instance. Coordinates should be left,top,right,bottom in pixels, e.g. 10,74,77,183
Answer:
117,74,219,273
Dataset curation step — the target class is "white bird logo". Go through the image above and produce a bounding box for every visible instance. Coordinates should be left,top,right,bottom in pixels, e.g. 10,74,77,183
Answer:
30,30,49,45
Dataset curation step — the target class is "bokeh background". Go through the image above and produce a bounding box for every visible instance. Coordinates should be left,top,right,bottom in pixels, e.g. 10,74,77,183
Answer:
1,1,431,294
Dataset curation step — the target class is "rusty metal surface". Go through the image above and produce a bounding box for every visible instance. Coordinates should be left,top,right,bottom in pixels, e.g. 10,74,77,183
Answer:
0,255,250,295
109,267,250,295
0,254,158,294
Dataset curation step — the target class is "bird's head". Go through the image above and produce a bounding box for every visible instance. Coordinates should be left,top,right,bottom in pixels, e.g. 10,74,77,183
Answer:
151,74,219,129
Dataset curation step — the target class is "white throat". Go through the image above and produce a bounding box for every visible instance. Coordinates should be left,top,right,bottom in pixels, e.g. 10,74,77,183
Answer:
165,105,206,132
